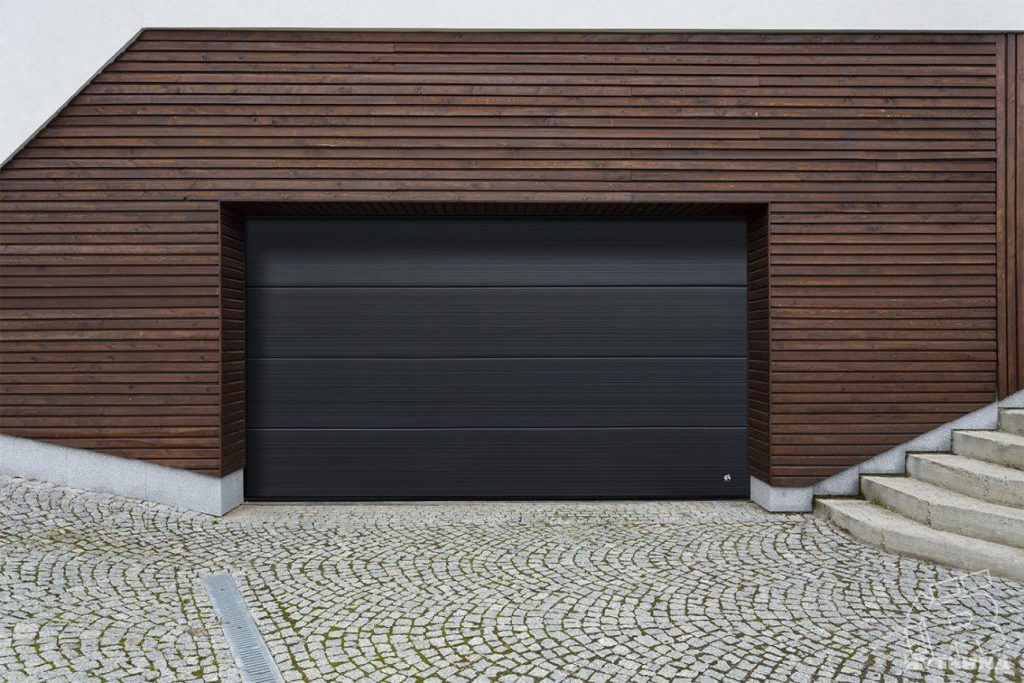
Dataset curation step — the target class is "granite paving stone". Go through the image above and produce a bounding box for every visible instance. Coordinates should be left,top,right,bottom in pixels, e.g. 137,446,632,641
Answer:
0,475,1022,681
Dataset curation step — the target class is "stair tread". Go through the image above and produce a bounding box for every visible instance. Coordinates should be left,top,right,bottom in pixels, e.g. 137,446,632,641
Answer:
954,429,1024,446
862,475,1024,522
908,452,1024,482
815,498,1024,581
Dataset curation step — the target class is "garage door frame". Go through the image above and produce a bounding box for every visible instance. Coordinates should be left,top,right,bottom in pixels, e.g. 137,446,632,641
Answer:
219,202,772,499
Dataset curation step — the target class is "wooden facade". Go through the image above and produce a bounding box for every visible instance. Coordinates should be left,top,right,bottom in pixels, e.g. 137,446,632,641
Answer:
1,30,1022,487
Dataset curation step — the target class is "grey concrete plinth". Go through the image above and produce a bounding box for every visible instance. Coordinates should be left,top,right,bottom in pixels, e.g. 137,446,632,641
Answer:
751,389,1024,512
0,434,242,516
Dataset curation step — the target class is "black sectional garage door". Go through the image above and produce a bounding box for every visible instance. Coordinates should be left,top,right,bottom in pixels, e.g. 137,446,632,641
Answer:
245,217,748,499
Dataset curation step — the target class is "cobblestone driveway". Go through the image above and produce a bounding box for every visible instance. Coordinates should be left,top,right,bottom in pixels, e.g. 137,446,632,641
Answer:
1,476,1022,682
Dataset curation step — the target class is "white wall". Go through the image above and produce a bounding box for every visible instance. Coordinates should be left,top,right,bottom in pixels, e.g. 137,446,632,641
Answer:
1,0,1023,163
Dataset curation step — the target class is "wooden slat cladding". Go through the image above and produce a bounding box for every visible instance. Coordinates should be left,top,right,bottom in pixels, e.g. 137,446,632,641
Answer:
1,30,1020,486
220,205,245,476
1017,34,1024,395
747,207,771,482
997,34,1024,396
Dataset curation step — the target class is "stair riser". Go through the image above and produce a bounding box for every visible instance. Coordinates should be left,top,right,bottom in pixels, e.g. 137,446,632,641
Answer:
815,500,1024,582
1000,410,1024,437
907,456,1024,508
951,432,1024,470
861,478,1024,549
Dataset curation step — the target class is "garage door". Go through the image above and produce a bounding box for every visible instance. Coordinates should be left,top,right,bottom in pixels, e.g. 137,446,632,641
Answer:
245,217,748,499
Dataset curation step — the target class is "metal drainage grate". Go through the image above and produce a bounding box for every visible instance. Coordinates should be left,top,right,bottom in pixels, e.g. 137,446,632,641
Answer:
203,572,284,683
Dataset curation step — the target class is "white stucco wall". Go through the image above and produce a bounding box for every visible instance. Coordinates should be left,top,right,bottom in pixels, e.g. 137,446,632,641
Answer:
2,0,1023,162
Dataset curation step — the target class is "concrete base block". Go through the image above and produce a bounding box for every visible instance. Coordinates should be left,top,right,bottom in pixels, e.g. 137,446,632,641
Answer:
750,476,813,512
857,447,904,476
813,465,860,496
0,434,243,516
66,447,149,500
751,389,1024,512
146,463,244,515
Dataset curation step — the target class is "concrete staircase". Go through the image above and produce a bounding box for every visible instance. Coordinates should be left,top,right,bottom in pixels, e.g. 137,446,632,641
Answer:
816,408,1024,582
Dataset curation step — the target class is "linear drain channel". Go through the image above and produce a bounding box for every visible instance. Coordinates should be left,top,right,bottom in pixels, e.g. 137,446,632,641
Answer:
204,572,284,683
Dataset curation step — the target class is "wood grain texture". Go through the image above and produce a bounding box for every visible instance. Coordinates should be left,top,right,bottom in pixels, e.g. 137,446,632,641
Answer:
1018,34,1024,395
1,30,1020,486
747,208,771,483
220,205,245,476
996,33,1024,396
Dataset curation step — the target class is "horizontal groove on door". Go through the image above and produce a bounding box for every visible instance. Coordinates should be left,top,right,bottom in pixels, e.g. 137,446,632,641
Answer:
247,358,747,429
245,428,749,500
247,287,747,358
245,217,746,286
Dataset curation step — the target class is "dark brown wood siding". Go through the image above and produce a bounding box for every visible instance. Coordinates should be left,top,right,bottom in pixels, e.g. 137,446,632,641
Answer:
220,205,245,476
747,207,771,483
997,33,1024,397
1,30,1022,486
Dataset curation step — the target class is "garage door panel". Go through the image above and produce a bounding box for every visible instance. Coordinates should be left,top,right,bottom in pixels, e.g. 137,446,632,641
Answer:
246,428,749,499
247,218,746,287
248,358,746,429
247,286,746,358
245,215,748,499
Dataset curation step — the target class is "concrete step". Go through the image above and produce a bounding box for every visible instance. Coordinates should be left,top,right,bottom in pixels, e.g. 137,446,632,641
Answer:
951,430,1024,470
861,475,1024,549
907,452,1024,508
1000,408,1024,437
815,498,1024,582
